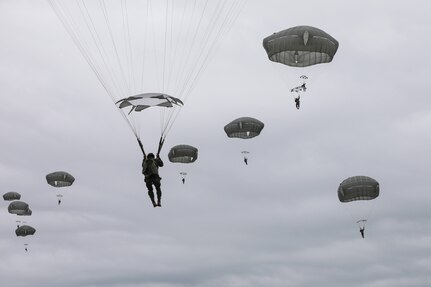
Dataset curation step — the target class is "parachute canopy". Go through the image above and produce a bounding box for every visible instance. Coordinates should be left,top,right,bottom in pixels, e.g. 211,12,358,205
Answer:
338,176,379,203
8,201,30,215
116,93,184,114
46,171,75,187
224,117,264,139
15,225,36,237
263,25,339,67
168,145,198,163
3,192,21,201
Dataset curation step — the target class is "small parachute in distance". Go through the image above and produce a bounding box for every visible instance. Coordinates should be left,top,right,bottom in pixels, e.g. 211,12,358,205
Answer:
338,176,379,203
15,225,36,237
263,25,339,67
3,192,21,201
168,145,198,163
116,93,184,114
8,201,30,215
338,176,379,236
46,171,75,187
224,117,264,139
263,26,338,109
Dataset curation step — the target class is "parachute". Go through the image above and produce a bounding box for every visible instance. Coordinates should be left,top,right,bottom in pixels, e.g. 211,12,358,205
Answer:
338,176,380,232
46,171,74,205
263,25,339,67
225,118,263,164
338,176,379,202
8,201,30,215
168,145,198,184
48,0,247,153
46,171,75,187
3,192,21,201
224,117,264,139
263,25,338,108
15,225,36,237
168,145,198,163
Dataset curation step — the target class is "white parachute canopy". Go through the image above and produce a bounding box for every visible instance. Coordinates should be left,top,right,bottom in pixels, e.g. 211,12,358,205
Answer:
49,0,247,150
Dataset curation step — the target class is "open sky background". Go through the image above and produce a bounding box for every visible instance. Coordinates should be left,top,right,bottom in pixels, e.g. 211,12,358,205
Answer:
1,1,431,286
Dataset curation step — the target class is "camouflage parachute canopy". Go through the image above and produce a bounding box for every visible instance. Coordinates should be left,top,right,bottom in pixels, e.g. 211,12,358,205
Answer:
15,225,36,237
8,201,30,215
3,191,21,201
263,25,339,67
224,117,264,139
338,176,380,203
168,145,198,163
46,171,75,187
116,93,184,114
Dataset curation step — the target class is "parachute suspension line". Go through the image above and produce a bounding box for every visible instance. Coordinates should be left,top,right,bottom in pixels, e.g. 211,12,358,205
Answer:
139,0,151,92
148,0,163,92
82,0,138,136
121,0,135,93
175,0,227,99
77,0,125,98
161,0,215,137
172,0,210,97
159,0,177,139
53,0,118,101
166,0,189,96
157,136,165,156
166,0,175,93
48,0,137,137
162,0,169,93
177,0,242,102
162,0,246,137
171,0,198,96
99,0,131,95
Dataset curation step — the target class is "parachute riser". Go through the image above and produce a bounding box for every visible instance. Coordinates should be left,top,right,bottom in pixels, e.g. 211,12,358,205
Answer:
157,136,165,157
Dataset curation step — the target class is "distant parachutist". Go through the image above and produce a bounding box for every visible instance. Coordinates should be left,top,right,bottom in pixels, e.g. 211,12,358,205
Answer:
360,227,365,238
295,95,300,109
241,151,250,165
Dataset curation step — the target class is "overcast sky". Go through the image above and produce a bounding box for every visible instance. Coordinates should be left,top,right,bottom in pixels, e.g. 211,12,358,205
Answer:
1,1,431,287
